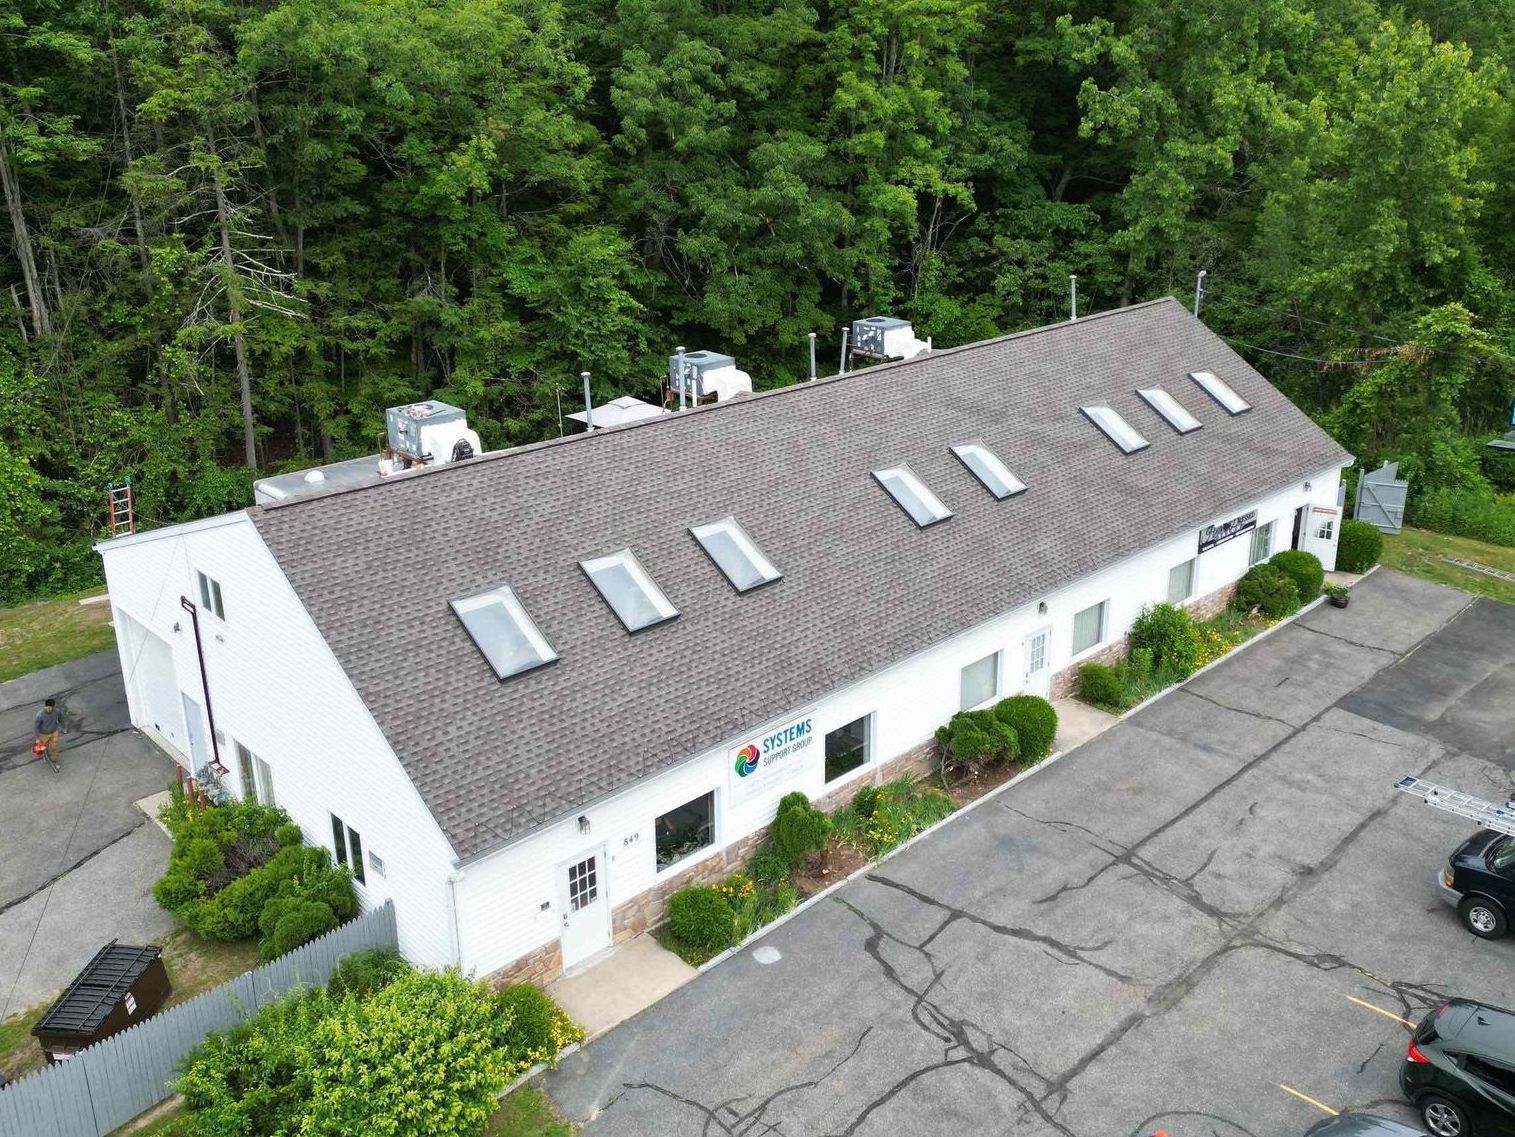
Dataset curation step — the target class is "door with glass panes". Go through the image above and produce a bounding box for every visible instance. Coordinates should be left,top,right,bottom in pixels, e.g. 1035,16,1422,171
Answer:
557,846,610,969
1023,626,1052,699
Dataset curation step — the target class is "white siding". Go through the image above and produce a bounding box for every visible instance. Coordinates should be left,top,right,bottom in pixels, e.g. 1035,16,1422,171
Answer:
453,465,1344,976
98,515,460,967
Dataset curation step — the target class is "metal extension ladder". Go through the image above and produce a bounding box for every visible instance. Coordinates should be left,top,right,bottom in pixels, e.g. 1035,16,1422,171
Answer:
106,479,135,537
1395,775,1515,838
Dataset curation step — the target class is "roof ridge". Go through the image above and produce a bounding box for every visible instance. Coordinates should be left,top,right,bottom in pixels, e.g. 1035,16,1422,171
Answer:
257,297,1185,514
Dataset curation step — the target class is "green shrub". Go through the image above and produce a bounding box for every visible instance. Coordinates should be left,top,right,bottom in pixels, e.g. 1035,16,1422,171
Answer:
1124,646,1154,681
851,778,955,856
851,782,882,821
771,792,831,870
1233,564,1300,618
934,709,1016,775
299,970,520,1137
1338,518,1385,571
497,983,559,1061
1128,602,1201,677
275,824,304,847
992,695,1058,761
152,867,203,912
327,950,410,1001
1269,549,1324,604
1079,662,1124,709
667,885,735,953
259,898,339,960
747,847,791,886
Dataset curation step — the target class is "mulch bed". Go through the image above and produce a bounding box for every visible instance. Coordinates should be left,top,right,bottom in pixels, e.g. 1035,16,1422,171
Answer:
791,842,870,898
944,761,1027,809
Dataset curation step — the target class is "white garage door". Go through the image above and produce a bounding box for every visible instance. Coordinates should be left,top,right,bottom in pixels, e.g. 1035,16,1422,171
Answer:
119,612,190,767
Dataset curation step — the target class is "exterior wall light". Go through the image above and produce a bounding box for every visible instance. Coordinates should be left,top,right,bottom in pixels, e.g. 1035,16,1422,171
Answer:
1038,601,1048,616
1304,481,1313,493
578,815,591,834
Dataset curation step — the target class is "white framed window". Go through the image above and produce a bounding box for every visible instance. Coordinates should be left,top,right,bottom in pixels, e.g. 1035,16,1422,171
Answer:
1249,521,1274,566
1314,516,1336,542
655,791,715,871
960,652,1000,711
580,549,679,632
253,754,275,807
331,814,366,885
825,715,871,783
1072,601,1107,656
1168,559,1196,605
196,571,225,620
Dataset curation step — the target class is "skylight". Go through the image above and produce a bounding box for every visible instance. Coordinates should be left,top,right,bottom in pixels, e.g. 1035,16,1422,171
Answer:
580,549,679,632
690,517,781,592
1189,370,1251,415
1081,406,1150,454
450,586,557,679
951,444,1027,500
873,465,953,528
1138,388,1202,434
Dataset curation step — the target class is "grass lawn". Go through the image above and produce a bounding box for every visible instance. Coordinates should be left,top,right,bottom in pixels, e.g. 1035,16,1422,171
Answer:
0,588,116,683
486,1087,578,1137
0,926,260,1083
1380,526,1515,605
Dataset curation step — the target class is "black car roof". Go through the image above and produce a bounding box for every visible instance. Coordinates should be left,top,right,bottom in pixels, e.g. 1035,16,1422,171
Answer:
1437,1000,1515,1057
1305,1114,1429,1137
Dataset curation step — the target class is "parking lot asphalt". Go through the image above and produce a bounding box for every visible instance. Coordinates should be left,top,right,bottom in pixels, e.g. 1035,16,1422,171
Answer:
0,650,177,1013
545,570,1515,1137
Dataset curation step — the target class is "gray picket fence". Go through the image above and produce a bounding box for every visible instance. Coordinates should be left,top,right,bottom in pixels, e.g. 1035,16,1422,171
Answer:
0,900,397,1137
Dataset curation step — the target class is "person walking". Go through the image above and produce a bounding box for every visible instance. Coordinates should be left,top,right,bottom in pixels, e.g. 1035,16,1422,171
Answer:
34,698,65,769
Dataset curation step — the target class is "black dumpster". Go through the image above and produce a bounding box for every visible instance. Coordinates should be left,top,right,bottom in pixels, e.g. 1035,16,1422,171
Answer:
32,942,171,1063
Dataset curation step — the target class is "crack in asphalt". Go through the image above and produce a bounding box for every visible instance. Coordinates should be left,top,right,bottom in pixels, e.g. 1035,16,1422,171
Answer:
1295,622,1403,655
0,819,149,917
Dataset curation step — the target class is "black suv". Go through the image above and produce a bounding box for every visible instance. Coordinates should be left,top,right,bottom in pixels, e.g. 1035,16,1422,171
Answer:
1402,1000,1515,1137
1437,831,1515,939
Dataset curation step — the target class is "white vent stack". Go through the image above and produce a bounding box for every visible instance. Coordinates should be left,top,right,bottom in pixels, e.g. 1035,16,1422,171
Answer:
384,400,482,468
667,350,753,405
850,316,931,362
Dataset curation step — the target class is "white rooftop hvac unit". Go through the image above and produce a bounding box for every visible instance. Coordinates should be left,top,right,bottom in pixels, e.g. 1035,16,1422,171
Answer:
667,350,753,404
851,316,930,361
385,400,482,465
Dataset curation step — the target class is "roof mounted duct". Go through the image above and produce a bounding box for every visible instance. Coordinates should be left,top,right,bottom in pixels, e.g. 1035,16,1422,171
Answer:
850,316,931,362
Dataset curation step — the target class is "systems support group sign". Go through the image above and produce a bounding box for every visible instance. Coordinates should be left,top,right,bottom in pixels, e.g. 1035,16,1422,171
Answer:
728,713,816,806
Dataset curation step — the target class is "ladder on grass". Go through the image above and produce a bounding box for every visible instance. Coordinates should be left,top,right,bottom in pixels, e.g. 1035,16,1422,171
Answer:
1395,775,1515,838
106,479,135,537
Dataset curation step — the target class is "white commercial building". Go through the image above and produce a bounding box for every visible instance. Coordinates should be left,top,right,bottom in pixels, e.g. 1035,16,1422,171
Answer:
97,298,1350,984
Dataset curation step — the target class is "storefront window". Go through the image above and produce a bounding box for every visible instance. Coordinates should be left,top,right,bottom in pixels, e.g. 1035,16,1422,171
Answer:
960,652,999,710
1168,559,1195,605
655,792,714,869
1072,600,1106,655
825,716,870,783
1249,521,1274,566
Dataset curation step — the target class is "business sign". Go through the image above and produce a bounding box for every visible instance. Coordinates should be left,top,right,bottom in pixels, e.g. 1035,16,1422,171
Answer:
727,713,816,806
1198,509,1257,554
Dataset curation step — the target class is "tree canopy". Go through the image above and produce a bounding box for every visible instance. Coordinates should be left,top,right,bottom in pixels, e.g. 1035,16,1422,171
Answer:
3,0,1514,600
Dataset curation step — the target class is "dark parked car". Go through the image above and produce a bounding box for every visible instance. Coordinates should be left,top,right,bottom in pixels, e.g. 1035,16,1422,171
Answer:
1401,1000,1515,1137
1306,1114,1430,1137
1437,830,1515,939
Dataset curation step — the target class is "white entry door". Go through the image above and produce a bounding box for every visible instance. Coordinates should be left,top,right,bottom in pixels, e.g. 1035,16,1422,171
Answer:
1299,504,1341,572
558,846,610,970
1022,626,1053,699
181,693,208,771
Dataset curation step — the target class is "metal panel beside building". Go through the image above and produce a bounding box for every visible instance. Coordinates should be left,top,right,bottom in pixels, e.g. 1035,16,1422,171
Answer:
1354,461,1408,534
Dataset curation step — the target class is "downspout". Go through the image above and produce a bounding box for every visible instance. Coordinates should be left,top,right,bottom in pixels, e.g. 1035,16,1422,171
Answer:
446,867,465,967
179,596,224,772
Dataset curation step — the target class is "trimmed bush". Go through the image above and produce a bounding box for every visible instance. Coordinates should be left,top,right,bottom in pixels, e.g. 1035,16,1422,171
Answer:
1079,662,1124,709
747,847,791,886
275,823,304,847
1338,518,1385,572
992,695,1058,762
1233,563,1300,618
935,709,1016,776
1128,602,1201,677
152,867,203,912
667,885,736,953
327,949,410,1001
1269,549,1324,604
771,791,831,869
259,898,339,961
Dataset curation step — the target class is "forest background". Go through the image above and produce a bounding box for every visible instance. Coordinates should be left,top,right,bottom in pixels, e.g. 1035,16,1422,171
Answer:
5,0,1515,601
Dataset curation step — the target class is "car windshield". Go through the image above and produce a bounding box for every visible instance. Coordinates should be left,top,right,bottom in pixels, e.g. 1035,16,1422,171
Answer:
1491,837,1515,875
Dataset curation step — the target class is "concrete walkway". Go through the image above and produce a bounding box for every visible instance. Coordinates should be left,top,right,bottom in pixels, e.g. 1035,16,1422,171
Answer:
0,650,179,1016
548,935,697,1041
1051,698,1117,752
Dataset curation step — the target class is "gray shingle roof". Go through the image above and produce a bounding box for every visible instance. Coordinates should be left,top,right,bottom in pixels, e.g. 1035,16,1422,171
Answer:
251,298,1350,860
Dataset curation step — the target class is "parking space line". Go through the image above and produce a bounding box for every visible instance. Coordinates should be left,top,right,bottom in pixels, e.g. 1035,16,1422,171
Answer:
1346,995,1415,1029
1279,1085,1339,1116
